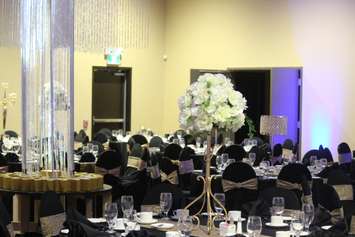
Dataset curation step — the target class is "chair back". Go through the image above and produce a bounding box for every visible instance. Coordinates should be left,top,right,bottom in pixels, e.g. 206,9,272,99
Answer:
40,191,65,237
224,144,246,162
95,150,122,177
0,200,12,237
141,183,183,213
164,144,182,160
277,163,312,203
222,162,258,211
159,157,179,185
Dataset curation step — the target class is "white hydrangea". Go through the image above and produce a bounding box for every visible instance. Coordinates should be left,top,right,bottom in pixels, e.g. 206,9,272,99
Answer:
178,73,247,132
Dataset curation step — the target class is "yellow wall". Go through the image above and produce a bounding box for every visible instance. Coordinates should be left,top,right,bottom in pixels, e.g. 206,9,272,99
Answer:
163,0,301,132
0,0,166,137
1,0,355,157
75,0,166,137
0,47,21,134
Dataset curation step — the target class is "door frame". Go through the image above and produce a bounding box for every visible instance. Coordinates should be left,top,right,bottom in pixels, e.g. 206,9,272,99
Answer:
91,66,132,137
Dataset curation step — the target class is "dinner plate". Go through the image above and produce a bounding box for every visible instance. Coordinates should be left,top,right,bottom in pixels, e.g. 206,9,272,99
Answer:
151,223,174,230
265,222,289,227
88,217,106,223
321,225,332,230
137,218,158,224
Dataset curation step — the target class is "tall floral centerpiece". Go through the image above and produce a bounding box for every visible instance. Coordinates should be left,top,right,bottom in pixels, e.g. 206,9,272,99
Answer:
179,73,247,234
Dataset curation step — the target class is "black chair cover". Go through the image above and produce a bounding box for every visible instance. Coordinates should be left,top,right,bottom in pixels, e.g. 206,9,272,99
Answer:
80,153,96,162
4,153,19,163
259,187,301,211
149,136,164,149
164,144,182,160
141,183,184,213
302,149,320,166
222,162,258,212
66,208,102,230
40,191,65,237
0,200,11,237
178,147,195,189
183,134,196,146
129,134,148,146
66,220,110,237
224,144,246,162
93,132,108,144
4,130,18,138
277,163,312,202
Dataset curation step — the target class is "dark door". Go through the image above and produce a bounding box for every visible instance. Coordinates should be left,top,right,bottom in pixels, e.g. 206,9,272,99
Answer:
92,67,131,137
229,70,271,144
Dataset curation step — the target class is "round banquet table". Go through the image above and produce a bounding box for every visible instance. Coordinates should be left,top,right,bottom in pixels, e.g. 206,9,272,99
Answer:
0,184,112,234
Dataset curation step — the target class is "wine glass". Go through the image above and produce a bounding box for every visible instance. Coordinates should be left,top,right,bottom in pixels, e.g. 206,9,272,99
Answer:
303,203,314,233
214,193,225,219
196,137,202,149
92,145,99,157
272,197,285,216
309,156,317,166
320,158,327,168
87,143,93,153
104,202,118,233
249,152,256,165
160,192,172,219
123,210,137,235
247,216,262,237
216,156,223,173
121,195,134,217
177,131,183,140
291,212,305,237
82,145,89,154
221,153,229,170
177,216,193,237
179,138,186,148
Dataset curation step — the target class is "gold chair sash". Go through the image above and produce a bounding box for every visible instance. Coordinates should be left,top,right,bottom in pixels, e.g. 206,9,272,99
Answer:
350,215,355,234
171,160,180,166
332,184,354,201
222,178,258,192
330,208,344,224
40,212,66,237
276,179,303,191
127,156,147,170
95,166,121,177
160,170,179,185
302,194,313,205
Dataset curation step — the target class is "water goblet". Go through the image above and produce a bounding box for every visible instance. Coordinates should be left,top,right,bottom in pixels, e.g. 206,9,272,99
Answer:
291,212,305,237
247,216,262,237
303,203,314,233
177,216,193,237
104,202,118,233
121,195,134,217
272,197,285,216
214,193,225,220
160,192,172,219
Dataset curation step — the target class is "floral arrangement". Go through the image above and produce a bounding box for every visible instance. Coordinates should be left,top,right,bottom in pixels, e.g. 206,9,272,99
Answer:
178,73,247,132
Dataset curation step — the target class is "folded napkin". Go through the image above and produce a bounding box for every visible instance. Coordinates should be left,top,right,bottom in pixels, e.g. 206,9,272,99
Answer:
65,208,105,230
66,220,111,237
126,230,155,237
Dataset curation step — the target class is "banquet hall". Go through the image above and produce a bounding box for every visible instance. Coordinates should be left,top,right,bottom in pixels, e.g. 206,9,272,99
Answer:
1,0,355,236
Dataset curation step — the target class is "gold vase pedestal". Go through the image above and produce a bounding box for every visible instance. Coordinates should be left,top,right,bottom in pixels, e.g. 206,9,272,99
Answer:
184,134,228,234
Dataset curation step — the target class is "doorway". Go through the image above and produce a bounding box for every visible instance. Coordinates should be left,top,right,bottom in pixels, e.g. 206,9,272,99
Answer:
92,66,131,137
190,67,302,149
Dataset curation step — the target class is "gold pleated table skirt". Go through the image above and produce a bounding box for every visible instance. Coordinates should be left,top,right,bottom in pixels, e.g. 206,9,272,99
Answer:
0,171,103,193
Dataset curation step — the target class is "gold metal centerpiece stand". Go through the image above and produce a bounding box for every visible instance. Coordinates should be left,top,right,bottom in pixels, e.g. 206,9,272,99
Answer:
184,132,228,234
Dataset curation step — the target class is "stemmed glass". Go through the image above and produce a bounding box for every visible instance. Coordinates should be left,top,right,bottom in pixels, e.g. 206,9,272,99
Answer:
160,192,172,219
247,216,262,237
214,193,225,220
121,195,134,217
303,203,314,233
196,137,202,149
216,156,223,173
104,202,118,233
177,216,193,237
291,212,305,237
272,197,285,216
249,152,256,165
92,145,99,157
221,153,229,171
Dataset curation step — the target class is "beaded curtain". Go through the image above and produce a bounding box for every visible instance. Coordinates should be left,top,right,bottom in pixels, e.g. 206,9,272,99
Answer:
0,0,151,52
